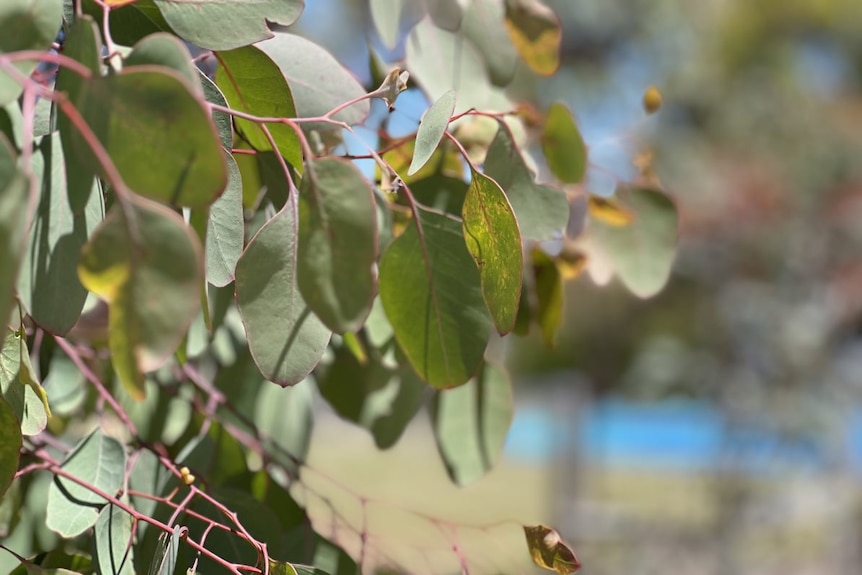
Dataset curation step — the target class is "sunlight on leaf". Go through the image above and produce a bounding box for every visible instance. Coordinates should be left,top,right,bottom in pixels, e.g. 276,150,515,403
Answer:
409,90,456,176
463,170,523,335
1,329,49,436
215,46,302,169
0,133,30,325
94,504,135,575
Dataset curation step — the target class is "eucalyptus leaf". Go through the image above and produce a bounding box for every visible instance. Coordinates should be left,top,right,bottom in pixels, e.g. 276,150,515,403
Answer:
46,428,126,538
18,133,104,335
379,207,491,388
462,170,523,335
0,329,49,436
590,187,678,298
94,504,135,575
432,362,513,485
153,0,304,51
0,396,21,497
0,0,63,106
298,158,378,333
504,0,561,76
256,33,370,126
409,90,456,176
235,203,331,386
484,121,568,240
215,46,302,169
78,195,203,400
0,133,30,324
541,102,587,185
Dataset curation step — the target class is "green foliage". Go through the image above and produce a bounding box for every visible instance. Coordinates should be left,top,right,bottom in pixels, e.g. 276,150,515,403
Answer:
0,1,680,574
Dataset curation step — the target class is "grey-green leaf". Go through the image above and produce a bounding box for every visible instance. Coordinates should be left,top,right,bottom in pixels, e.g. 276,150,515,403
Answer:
432,362,513,485
0,329,49,436
0,133,30,324
298,158,378,333
46,428,126,538
484,121,569,240
409,90,456,176
125,32,200,93
256,33,370,126
18,133,104,335
255,378,314,469
370,0,404,50
205,151,243,287
153,0,304,51
94,504,135,575
0,0,63,106
235,203,332,386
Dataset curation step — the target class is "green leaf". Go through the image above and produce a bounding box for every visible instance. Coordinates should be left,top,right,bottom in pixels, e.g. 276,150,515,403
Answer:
215,46,302,169
532,249,563,348
463,0,518,86
317,345,393,425
298,158,377,333
78,195,203,400
46,428,126,538
0,133,30,324
0,396,21,497
205,151,243,288
590,187,678,298
125,32,200,93
379,208,490,388
1,329,49,436
0,0,63,106
257,33,370,126
235,204,331,386
541,102,587,185
0,477,21,537
94,504,135,575
524,524,581,574
255,378,313,470
432,362,513,485
484,121,568,240
504,0,561,76
462,170,523,335
409,90,456,176
64,68,227,208
370,0,404,50
55,15,100,213
153,0,303,50
18,133,104,335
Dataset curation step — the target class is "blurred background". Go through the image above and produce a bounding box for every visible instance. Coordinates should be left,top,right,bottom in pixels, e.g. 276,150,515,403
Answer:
297,1,862,574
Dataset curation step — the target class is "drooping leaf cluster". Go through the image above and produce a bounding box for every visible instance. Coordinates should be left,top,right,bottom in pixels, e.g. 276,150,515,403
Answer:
0,0,679,574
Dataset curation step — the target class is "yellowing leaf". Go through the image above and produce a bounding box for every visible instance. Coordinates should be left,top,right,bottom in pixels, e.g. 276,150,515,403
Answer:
588,195,634,227
78,196,203,399
542,103,587,184
504,0,561,76
524,525,581,574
